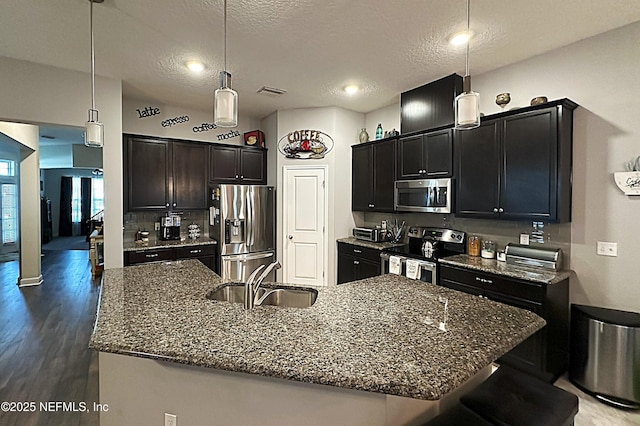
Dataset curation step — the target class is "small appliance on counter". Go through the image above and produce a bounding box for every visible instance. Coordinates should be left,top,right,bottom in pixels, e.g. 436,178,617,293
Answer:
352,227,384,243
160,213,181,241
380,226,466,285
504,243,563,271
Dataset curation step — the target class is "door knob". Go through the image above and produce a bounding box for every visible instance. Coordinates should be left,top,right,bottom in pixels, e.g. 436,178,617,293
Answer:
493,208,498,213
288,235,293,240
498,207,504,213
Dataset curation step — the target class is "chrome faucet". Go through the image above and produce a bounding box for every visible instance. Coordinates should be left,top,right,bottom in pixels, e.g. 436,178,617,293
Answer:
243,261,282,310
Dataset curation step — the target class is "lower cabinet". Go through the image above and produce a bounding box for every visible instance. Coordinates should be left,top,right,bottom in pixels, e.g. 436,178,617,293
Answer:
337,242,381,284
124,244,217,272
439,264,569,382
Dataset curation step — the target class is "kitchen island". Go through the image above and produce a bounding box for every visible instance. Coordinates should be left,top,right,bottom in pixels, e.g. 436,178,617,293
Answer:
90,260,545,425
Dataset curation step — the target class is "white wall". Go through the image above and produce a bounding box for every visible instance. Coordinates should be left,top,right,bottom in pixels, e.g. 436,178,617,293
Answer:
122,98,260,144
272,107,361,285
364,22,640,313
0,121,42,285
0,57,123,269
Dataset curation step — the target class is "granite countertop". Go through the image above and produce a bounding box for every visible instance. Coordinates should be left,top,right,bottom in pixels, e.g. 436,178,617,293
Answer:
439,254,573,285
337,237,405,251
90,260,545,401
123,237,217,252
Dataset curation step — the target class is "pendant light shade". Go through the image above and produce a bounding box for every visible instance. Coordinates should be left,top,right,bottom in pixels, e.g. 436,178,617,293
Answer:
214,0,238,128
84,0,104,147
454,0,480,130
214,71,238,127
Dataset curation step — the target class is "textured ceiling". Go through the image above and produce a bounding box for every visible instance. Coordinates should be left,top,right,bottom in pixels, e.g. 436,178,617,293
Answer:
1,0,640,120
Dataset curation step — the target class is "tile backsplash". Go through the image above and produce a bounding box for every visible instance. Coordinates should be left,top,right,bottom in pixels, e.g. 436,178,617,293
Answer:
123,210,209,243
361,212,572,261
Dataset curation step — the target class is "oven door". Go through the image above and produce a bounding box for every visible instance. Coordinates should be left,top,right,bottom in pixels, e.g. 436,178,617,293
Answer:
394,179,452,213
380,252,437,285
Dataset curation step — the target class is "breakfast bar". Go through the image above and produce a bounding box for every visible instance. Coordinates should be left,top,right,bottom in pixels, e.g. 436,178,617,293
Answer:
90,260,545,425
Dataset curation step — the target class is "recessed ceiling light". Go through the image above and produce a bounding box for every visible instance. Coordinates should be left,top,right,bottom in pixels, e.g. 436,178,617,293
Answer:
344,85,359,95
186,61,205,73
449,31,471,46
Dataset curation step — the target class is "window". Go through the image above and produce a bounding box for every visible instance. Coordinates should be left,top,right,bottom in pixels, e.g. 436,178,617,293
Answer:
70,177,104,223
1,183,17,244
0,160,15,177
91,177,104,217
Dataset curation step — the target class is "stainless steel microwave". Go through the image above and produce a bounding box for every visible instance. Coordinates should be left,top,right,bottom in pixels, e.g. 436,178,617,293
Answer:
394,178,452,213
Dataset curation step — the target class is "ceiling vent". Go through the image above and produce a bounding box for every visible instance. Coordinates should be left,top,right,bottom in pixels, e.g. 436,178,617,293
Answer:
257,86,286,96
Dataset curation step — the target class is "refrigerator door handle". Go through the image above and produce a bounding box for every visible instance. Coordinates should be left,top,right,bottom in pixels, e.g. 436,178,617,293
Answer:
223,252,274,262
246,187,254,248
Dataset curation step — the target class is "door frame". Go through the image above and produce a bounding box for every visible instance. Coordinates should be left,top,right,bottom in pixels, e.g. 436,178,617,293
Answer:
281,165,329,286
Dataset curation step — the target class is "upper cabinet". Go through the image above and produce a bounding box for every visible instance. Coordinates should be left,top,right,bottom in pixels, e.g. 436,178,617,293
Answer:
455,99,577,223
209,145,267,185
400,74,463,134
352,138,396,212
124,134,208,212
397,128,453,180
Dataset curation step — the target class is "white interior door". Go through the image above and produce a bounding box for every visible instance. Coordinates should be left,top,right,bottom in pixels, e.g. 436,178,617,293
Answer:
283,167,326,286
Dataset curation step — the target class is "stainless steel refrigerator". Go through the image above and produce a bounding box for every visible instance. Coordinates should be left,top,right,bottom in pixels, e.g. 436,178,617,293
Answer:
209,184,276,282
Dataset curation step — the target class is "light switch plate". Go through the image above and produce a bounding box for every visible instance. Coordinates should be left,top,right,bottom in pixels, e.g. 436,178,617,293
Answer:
519,234,530,245
597,241,618,257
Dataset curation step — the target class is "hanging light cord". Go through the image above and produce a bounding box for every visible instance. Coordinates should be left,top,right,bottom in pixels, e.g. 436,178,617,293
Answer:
465,0,470,78
223,0,227,73
90,0,96,112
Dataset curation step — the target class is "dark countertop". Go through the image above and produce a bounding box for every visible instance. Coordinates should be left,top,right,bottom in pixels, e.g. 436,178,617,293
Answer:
337,237,405,251
90,260,545,401
123,237,217,252
439,254,573,285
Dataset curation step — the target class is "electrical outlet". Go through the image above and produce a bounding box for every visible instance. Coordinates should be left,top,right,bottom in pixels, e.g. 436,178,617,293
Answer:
154,222,160,231
165,413,177,426
519,233,530,245
597,241,618,257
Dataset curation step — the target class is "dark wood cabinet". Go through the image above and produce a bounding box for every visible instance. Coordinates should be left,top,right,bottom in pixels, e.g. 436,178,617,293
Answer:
337,242,382,284
400,73,463,134
439,263,569,382
351,138,396,212
124,243,217,272
124,134,208,212
454,99,576,222
209,145,267,184
172,141,209,210
397,128,453,179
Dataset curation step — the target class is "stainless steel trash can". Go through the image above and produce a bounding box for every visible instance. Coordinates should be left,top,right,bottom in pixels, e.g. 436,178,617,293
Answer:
570,304,640,409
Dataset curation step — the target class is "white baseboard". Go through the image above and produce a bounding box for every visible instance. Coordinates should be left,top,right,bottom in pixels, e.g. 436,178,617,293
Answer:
18,275,43,287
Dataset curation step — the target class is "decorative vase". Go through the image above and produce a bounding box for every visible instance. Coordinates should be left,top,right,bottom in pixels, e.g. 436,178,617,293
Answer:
358,128,369,143
496,93,511,109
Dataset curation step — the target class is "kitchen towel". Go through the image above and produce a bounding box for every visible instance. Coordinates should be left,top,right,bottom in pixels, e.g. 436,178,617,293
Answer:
406,259,422,280
389,256,402,275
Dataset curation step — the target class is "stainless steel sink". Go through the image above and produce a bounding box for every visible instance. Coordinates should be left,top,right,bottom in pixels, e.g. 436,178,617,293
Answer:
207,283,318,308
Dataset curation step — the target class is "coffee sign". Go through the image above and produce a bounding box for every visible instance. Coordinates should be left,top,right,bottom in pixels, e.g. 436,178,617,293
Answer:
278,129,334,159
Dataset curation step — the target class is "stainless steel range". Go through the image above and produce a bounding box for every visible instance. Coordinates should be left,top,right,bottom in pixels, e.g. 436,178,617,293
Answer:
380,226,466,285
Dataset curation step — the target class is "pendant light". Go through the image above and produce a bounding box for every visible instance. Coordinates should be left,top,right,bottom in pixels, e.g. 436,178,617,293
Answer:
454,0,480,130
84,0,104,147
214,0,238,128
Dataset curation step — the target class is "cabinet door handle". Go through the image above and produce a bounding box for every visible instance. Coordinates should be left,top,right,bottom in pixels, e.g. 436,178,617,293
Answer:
353,260,360,265
475,277,493,284
189,249,202,254
173,202,177,207
235,175,239,179
498,207,504,213
288,235,293,240
369,204,375,208
240,175,244,179
493,208,498,213
166,203,170,207
353,249,362,253
145,253,159,258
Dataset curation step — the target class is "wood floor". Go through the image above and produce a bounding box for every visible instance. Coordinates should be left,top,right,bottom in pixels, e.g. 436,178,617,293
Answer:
0,250,100,426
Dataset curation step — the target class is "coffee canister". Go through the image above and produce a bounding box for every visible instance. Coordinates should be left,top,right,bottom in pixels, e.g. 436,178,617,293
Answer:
468,236,481,256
